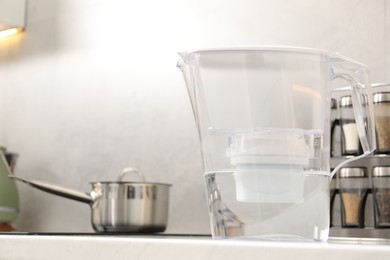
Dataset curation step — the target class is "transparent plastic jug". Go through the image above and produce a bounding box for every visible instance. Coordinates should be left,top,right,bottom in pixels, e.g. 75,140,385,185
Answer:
177,46,376,241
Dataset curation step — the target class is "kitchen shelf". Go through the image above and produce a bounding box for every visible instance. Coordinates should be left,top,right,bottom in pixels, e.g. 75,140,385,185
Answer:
330,154,390,171
330,154,390,238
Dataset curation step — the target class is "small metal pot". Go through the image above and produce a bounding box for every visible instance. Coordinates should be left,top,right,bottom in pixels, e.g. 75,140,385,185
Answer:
12,168,171,233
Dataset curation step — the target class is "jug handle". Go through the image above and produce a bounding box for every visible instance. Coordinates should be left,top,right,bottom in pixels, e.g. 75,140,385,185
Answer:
330,72,376,179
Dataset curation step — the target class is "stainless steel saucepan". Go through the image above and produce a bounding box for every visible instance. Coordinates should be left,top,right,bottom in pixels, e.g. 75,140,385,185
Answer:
11,167,171,233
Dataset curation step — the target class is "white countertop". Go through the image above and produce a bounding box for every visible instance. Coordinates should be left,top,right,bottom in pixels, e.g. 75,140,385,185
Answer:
1,234,390,260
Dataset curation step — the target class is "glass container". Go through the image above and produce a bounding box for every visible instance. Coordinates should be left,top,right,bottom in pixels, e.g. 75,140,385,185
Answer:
331,98,340,157
372,166,390,228
329,169,338,227
338,167,368,228
339,96,363,155
373,92,390,154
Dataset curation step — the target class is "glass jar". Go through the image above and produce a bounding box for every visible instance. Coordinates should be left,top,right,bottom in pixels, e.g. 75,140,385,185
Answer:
339,96,362,155
372,166,390,228
373,92,390,154
338,167,368,228
331,98,340,157
329,169,338,227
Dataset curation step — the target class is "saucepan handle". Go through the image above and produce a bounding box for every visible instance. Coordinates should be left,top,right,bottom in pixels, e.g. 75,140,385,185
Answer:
10,175,93,204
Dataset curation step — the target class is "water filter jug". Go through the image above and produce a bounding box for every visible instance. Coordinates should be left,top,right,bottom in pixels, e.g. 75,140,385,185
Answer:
177,46,376,241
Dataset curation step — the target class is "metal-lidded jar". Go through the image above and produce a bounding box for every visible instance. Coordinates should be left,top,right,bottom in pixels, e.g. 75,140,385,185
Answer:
373,92,390,154
338,167,368,228
372,166,390,228
339,96,362,155
331,98,341,157
329,168,338,227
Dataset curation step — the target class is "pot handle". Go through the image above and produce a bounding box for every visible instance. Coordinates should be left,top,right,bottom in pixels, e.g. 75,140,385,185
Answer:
10,175,93,204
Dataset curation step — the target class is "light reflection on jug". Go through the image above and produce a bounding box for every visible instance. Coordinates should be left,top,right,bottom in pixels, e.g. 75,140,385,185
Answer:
206,173,244,237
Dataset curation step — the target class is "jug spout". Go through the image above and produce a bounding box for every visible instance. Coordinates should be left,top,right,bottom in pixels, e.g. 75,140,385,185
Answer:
177,56,198,121
177,51,189,60
176,58,188,75
176,53,190,82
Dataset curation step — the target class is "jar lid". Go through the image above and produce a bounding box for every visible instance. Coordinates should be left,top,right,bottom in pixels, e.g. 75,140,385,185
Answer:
331,98,337,109
339,167,367,178
373,166,390,177
340,96,352,107
373,92,390,103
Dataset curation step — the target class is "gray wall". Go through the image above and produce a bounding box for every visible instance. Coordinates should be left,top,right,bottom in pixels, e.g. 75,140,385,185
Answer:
0,0,389,233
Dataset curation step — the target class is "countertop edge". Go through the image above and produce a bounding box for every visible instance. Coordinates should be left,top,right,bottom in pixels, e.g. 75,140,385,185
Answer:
0,234,390,260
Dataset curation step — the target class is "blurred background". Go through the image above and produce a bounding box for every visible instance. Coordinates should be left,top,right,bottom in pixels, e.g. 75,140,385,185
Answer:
0,0,388,233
